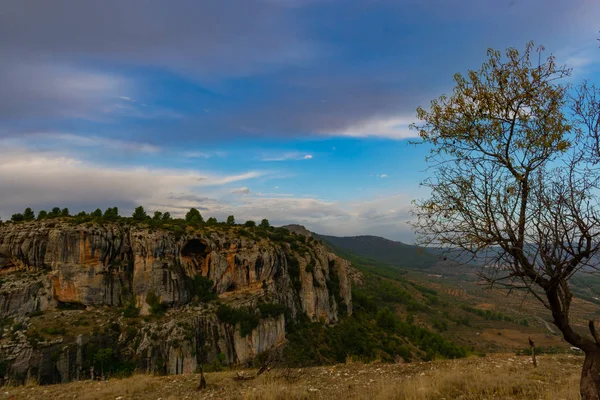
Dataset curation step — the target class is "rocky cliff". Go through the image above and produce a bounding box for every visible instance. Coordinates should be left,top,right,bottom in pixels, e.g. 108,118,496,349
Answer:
0,220,352,384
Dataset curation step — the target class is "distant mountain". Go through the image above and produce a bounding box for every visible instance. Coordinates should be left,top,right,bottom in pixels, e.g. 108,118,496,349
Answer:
316,234,438,269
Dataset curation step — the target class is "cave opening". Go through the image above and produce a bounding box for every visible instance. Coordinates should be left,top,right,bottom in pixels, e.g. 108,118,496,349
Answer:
181,239,210,273
182,239,209,257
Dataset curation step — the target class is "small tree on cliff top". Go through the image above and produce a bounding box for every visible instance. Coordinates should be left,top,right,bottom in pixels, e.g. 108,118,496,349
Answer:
132,206,148,221
185,208,204,225
411,42,600,399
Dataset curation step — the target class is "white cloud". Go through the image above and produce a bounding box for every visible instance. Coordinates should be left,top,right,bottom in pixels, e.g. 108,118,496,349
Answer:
0,145,417,242
261,152,314,161
326,116,418,140
0,146,264,218
380,173,388,178
231,187,252,195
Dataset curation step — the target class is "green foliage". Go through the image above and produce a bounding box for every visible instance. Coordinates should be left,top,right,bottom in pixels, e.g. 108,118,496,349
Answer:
132,206,148,221
286,252,302,293
40,326,67,335
11,213,24,222
185,208,204,224
217,304,260,337
23,207,35,221
259,218,270,228
89,347,136,377
50,207,61,217
305,262,315,273
283,306,467,367
162,212,171,221
226,215,235,225
206,217,217,225
460,305,517,323
244,220,256,227
61,208,70,217
191,275,217,302
122,298,140,318
37,210,48,220
319,234,437,270
103,207,119,220
145,291,166,315
258,302,287,318
204,352,227,372
91,208,103,218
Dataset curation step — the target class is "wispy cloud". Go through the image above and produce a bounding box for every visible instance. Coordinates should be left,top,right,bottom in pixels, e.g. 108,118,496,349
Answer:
231,187,252,195
328,116,418,140
22,132,161,153
183,151,227,159
261,152,314,161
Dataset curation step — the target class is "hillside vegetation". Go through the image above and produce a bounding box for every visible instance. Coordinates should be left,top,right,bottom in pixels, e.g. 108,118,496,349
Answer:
318,233,581,355
316,234,438,269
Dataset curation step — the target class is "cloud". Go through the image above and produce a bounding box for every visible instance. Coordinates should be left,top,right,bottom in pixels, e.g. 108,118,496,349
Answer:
19,133,161,153
231,187,252,195
380,174,388,178
261,152,314,161
0,145,264,218
0,144,416,242
0,61,127,121
2,0,598,144
0,0,318,79
327,117,417,140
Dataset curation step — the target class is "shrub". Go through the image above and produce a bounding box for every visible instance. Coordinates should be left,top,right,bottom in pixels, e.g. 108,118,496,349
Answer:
11,213,24,222
258,303,287,318
191,275,217,302
122,298,140,318
217,304,259,337
145,291,166,315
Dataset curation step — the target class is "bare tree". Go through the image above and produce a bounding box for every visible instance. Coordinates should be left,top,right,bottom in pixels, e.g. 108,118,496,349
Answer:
411,42,600,399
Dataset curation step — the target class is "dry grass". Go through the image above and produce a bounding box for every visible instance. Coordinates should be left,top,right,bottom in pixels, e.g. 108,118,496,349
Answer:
2,354,583,400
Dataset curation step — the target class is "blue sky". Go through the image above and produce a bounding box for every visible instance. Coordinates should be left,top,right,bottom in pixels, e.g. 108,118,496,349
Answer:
1,0,599,241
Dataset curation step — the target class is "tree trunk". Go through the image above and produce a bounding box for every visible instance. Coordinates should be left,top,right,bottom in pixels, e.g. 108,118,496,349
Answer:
581,350,600,400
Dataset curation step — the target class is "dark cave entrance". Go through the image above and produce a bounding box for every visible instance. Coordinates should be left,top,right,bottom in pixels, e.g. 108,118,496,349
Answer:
181,239,210,273
182,239,209,258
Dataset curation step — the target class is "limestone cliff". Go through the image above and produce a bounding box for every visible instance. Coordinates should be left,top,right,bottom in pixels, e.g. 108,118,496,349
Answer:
0,220,352,384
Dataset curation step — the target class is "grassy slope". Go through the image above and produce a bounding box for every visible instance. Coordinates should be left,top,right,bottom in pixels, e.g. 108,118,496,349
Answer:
4,354,583,400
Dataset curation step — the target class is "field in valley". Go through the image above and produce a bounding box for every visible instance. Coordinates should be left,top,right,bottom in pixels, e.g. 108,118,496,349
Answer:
3,354,584,400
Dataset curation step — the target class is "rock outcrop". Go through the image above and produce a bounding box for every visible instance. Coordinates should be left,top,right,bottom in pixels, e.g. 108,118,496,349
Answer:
0,220,352,384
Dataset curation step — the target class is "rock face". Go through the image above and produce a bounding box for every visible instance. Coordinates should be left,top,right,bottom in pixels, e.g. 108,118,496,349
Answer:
0,220,352,384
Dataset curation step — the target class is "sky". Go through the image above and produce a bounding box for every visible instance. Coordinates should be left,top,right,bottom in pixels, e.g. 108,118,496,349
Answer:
1,0,599,242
